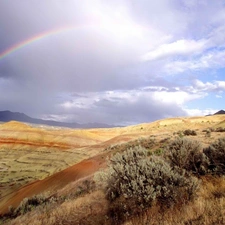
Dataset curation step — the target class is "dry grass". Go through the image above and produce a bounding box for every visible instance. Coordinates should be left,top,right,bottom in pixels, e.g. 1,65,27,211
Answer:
4,190,109,225
1,115,225,224
3,175,225,225
124,176,225,225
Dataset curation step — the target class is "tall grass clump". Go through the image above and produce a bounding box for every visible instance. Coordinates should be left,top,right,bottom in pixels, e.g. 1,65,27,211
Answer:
105,146,199,223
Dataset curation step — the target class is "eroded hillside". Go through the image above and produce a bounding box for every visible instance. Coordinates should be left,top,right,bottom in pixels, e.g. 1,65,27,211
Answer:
0,115,225,217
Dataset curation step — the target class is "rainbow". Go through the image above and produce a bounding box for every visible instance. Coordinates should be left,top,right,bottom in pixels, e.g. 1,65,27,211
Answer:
0,26,77,60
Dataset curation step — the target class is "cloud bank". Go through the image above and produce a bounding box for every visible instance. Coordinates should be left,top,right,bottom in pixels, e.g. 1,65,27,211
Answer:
0,0,224,125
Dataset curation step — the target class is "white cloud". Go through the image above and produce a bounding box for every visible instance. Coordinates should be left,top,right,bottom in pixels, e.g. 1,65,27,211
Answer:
142,39,207,61
192,80,225,92
151,91,205,105
164,50,225,74
216,81,225,89
184,108,218,117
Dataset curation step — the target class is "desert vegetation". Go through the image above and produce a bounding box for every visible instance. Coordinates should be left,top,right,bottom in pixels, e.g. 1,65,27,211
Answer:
1,136,225,225
103,146,199,224
165,138,209,175
203,137,225,175
0,115,225,224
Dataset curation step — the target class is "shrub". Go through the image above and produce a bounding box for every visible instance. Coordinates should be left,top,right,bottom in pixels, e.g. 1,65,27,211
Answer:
215,127,225,132
203,138,225,175
202,128,214,133
205,130,211,137
209,127,215,132
177,130,184,138
166,137,209,175
183,129,197,136
5,194,49,218
18,195,46,214
105,146,199,222
160,137,170,143
153,148,164,156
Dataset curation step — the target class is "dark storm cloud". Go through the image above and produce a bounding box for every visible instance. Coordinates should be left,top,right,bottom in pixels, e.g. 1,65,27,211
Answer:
0,60,13,78
0,0,145,120
57,90,188,125
94,96,187,123
0,0,143,92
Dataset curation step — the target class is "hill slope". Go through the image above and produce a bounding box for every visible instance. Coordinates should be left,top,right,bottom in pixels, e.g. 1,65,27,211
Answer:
1,114,225,216
0,155,105,215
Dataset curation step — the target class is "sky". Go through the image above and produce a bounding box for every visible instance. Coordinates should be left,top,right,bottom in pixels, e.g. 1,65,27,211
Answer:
0,0,225,126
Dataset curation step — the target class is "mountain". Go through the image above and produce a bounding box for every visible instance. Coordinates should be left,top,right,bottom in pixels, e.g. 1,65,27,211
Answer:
0,110,115,128
214,110,225,115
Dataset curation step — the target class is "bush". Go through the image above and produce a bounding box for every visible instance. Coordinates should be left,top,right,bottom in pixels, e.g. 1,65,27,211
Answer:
205,130,211,137
183,129,197,136
203,138,225,175
166,138,209,175
176,130,184,138
215,127,225,132
5,194,49,219
105,146,199,222
203,128,215,133
18,195,47,214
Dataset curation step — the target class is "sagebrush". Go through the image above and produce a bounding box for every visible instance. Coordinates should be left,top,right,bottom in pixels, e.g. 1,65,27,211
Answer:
105,146,199,223
203,138,225,175
166,137,209,175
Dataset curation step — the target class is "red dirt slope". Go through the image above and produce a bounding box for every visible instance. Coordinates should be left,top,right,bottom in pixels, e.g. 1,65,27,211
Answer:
0,156,104,215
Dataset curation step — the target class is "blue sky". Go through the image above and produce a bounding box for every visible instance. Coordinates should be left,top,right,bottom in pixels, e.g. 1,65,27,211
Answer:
0,0,224,125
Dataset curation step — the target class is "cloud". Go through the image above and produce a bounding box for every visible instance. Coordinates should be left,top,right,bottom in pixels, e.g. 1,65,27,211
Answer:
142,39,207,61
192,80,225,92
184,108,218,117
163,50,225,74
0,0,225,125
56,87,209,125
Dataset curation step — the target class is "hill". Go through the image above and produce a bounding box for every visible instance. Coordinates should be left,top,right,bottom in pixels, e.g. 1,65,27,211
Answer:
214,109,225,115
0,114,225,224
0,110,114,128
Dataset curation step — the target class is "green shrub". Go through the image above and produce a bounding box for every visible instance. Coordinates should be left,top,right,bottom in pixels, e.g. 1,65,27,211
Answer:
153,148,164,156
106,146,199,222
166,137,209,175
203,138,225,175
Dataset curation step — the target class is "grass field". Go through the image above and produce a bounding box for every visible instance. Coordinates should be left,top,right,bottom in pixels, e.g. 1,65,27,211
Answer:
0,148,88,199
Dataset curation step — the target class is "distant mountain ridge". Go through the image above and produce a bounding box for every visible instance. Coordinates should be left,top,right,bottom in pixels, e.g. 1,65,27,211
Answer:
0,110,115,128
205,110,225,116
214,110,225,115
